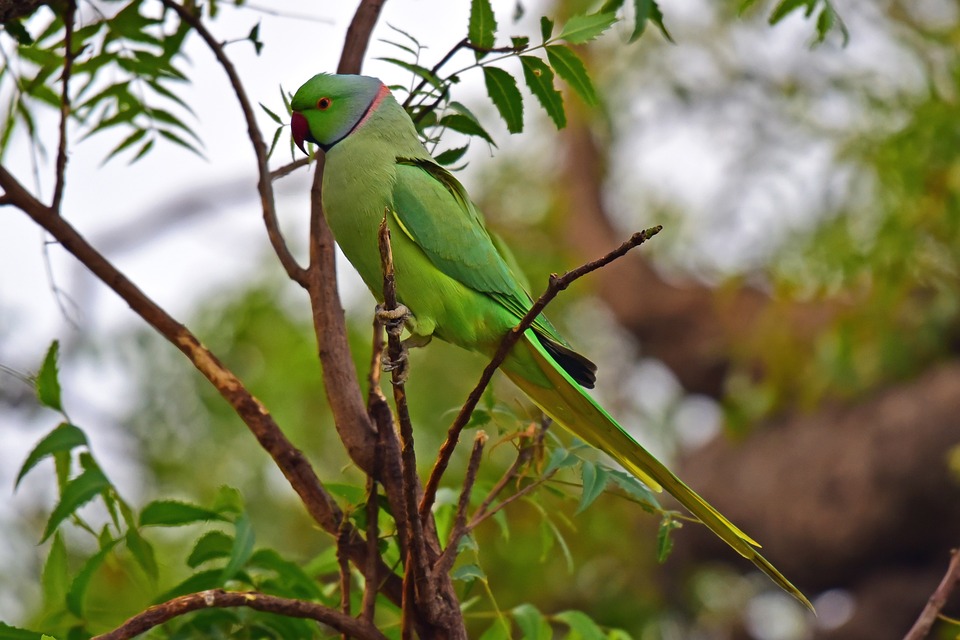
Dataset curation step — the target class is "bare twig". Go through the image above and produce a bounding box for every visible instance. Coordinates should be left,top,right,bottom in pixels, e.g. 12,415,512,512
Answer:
91,589,388,640
0,164,403,608
903,548,960,640
51,0,75,214
160,0,307,286
435,431,487,577
270,156,312,181
472,420,548,523
419,226,663,519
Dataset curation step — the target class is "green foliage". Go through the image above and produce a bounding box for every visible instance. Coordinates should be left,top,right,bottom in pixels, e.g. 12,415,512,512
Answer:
0,0,199,162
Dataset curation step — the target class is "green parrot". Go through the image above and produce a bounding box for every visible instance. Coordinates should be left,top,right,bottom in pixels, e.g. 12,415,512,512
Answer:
290,73,811,610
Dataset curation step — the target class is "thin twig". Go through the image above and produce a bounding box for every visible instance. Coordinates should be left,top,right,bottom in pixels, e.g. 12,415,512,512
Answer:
361,475,380,623
91,589,388,640
160,0,307,286
434,431,487,577
903,548,960,640
402,38,466,110
401,38,527,111
419,226,663,519
472,419,548,523
377,216,433,614
270,155,312,181
51,0,75,214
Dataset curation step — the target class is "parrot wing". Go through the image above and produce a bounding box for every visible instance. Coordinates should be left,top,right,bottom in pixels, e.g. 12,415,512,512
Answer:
391,157,596,387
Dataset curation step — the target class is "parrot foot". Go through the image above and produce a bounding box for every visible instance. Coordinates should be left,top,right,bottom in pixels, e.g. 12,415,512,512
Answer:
376,303,410,337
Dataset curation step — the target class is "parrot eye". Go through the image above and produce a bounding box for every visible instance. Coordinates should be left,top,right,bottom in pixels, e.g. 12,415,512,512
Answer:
317,97,332,110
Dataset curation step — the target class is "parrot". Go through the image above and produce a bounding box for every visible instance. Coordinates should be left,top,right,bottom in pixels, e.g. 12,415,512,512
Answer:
290,73,811,610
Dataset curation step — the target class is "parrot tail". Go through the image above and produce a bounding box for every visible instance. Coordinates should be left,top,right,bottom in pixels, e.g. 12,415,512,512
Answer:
502,330,814,611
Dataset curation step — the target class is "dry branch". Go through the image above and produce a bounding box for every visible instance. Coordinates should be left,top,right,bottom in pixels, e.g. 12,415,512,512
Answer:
91,589,388,640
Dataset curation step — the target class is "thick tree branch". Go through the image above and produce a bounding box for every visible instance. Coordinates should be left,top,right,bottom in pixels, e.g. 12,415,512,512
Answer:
419,226,662,519
160,0,307,286
91,589,388,640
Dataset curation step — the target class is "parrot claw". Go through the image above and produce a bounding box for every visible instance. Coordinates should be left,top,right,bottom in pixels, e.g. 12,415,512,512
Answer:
381,344,409,384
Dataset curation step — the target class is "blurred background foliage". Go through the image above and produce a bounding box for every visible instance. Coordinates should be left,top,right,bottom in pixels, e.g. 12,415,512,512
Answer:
4,0,960,638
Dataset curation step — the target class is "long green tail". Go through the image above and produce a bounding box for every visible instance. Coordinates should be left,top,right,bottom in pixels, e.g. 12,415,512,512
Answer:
504,330,813,611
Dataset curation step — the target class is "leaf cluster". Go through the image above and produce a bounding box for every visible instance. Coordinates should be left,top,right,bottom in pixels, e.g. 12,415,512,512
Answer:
1,1,199,163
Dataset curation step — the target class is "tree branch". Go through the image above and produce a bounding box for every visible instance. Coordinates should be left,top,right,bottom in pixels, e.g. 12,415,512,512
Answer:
91,589,389,640
377,217,435,620
903,548,960,640
0,163,403,608
435,431,487,577
419,226,663,519
160,0,307,287
51,0,75,214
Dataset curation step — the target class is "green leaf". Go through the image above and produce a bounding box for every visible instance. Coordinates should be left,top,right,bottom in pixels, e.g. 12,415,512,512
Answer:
483,66,524,134
259,102,282,124
247,22,263,55
543,447,578,476
139,500,227,527
434,145,470,166
608,469,660,509
478,619,512,640
221,512,255,582
468,0,498,56
102,128,148,165
126,529,158,580
16,422,87,488
212,485,245,515
188,530,235,567
510,36,529,50
656,516,682,563
601,0,627,11
247,549,326,600
0,623,45,640
631,0,673,43
41,532,69,608
540,518,573,571
557,12,617,44
769,0,813,25
42,464,110,542
66,538,120,617
451,563,486,583
440,113,496,146
377,57,442,90
520,56,565,129
511,603,551,640
555,610,605,640
35,341,63,412
577,461,608,514
540,16,554,42
546,45,598,106
130,138,155,164
4,20,34,45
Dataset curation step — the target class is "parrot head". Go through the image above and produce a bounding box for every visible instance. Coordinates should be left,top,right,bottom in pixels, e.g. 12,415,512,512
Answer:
290,74,385,154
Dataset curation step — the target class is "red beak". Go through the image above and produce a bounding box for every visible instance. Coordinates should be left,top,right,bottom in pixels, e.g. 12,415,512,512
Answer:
291,111,309,154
